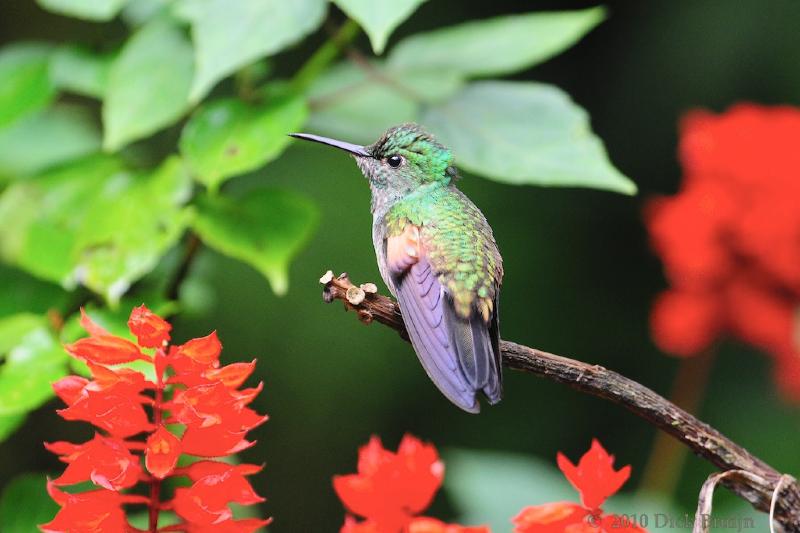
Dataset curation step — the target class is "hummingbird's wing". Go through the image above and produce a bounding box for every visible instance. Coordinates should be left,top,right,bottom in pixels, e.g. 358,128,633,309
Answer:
385,191,503,413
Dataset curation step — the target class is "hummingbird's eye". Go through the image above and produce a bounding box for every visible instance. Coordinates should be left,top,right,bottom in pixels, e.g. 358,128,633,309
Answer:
386,155,404,168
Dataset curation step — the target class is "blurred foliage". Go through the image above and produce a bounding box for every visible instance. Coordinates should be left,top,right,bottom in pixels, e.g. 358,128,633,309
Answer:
0,0,798,531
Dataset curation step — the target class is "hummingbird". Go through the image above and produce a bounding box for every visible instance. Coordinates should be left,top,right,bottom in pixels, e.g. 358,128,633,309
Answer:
291,124,503,413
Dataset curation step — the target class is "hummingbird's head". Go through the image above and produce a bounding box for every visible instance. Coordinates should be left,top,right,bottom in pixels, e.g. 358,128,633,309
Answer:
290,123,455,196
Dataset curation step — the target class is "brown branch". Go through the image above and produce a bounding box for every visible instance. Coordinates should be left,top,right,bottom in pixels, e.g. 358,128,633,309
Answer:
320,270,800,531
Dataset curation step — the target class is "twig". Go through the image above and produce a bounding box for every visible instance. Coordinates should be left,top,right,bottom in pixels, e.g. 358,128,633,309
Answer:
320,270,800,531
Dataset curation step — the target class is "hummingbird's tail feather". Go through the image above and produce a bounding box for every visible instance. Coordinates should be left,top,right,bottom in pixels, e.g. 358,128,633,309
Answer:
395,259,502,413
444,302,503,405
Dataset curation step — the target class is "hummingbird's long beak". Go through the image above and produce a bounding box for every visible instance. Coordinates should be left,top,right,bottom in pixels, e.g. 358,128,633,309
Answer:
289,133,371,157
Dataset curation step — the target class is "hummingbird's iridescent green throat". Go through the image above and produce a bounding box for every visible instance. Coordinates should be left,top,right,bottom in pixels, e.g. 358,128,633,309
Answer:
291,124,504,413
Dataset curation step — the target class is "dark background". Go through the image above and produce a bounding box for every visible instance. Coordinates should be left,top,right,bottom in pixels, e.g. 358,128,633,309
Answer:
2,1,799,530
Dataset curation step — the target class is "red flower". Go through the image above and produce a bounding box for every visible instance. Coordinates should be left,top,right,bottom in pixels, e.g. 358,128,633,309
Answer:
335,435,488,533
646,104,800,400
128,304,172,348
173,463,264,525
514,440,643,533
334,435,443,530
145,425,182,479
556,440,630,511
40,482,128,532
46,433,141,490
45,306,269,531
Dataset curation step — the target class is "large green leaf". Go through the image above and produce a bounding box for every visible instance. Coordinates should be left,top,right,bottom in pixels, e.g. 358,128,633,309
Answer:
175,0,327,102
389,7,605,77
0,105,101,181
0,473,60,533
0,326,67,415
0,43,55,129
180,94,308,191
50,45,113,98
422,81,636,194
192,189,319,295
0,155,192,303
445,449,573,531
37,0,127,21
306,61,462,143
0,313,46,355
332,0,426,54
103,17,194,151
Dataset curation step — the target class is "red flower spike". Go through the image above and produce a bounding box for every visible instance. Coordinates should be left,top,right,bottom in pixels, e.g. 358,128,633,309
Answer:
128,304,172,348
557,439,630,510
40,482,128,533
48,433,141,490
646,104,800,400
175,331,222,366
145,425,182,479
45,305,268,530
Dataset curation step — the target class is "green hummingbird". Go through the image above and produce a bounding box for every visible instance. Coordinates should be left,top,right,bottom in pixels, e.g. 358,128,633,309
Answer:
291,124,503,413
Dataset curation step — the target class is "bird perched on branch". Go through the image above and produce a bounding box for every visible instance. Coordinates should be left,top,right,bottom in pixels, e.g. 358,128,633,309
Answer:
291,124,503,413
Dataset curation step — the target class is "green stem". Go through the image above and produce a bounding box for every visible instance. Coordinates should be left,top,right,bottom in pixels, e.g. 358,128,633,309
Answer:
639,349,717,496
291,19,360,93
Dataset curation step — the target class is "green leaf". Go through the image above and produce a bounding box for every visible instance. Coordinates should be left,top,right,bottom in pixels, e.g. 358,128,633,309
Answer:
0,326,67,415
175,0,327,102
306,61,462,143
0,313,46,355
50,45,113,98
444,449,573,531
192,189,318,295
389,7,605,77
332,0,426,54
0,473,59,532
180,94,308,191
0,43,56,129
103,17,194,151
0,154,192,303
422,81,636,194
122,0,170,27
37,0,127,21
0,105,101,181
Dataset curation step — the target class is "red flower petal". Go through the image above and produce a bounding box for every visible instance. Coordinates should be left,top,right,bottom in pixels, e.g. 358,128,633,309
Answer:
79,308,111,337
146,425,182,479
41,481,128,532
49,433,141,490
557,440,630,510
178,518,273,532
512,503,588,533
57,390,152,437
408,516,492,533
52,376,89,405
65,335,145,365
175,331,222,366
128,304,172,348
